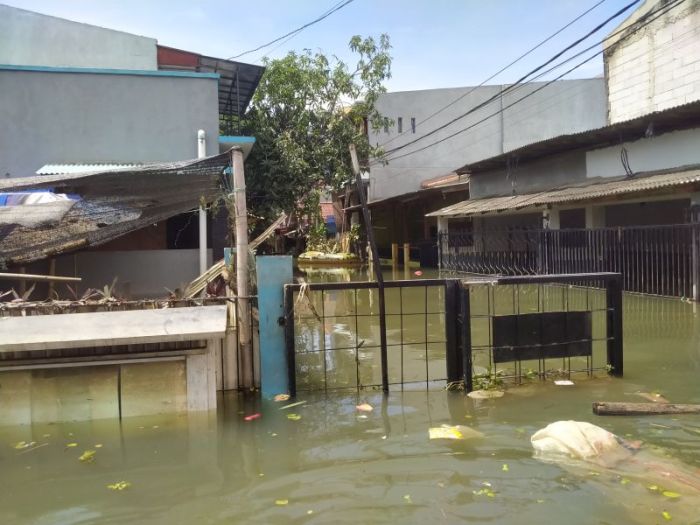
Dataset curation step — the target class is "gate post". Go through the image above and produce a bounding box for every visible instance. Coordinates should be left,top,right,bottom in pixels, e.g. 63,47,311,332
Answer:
460,283,473,392
606,275,623,377
256,256,293,398
444,280,462,383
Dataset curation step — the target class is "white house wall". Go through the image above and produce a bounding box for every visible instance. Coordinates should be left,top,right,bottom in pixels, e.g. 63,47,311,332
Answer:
586,127,700,179
0,5,158,70
605,0,700,123
370,79,606,201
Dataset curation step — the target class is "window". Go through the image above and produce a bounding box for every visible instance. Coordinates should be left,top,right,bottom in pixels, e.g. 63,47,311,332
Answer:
411,117,416,133
397,117,403,133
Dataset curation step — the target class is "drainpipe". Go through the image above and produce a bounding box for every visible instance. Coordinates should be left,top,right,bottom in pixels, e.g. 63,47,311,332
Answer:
198,130,207,274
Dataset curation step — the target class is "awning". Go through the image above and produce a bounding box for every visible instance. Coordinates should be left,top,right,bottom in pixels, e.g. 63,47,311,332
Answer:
426,166,700,218
0,151,232,265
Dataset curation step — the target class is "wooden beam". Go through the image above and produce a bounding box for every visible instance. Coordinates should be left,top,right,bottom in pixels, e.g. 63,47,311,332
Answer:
593,402,700,415
0,272,81,283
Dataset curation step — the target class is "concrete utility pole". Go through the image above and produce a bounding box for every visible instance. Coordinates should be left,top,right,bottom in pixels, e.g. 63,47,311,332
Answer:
197,130,207,274
231,148,253,388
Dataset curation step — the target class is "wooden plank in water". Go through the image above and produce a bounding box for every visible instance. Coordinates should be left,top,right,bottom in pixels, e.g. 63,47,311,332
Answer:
593,402,700,415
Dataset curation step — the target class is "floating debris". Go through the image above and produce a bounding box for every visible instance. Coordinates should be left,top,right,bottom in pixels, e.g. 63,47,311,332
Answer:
244,413,261,421
554,380,574,386
274,394,290,402
275,499,289,506
12,441,35,450
633,392,670,403
356,403,373,412
280,401,307,410
429,425,483,440
502,464,509,472
78,450,96,462
107,481,131,491
95,444,103,448
403,494,412,504
662,510,672,521
662,490,681,499
467,390,504,399
65,443,78,448
287,413,302,421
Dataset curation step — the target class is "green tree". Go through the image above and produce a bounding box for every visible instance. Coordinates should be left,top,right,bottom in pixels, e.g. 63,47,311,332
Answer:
242,34,392,224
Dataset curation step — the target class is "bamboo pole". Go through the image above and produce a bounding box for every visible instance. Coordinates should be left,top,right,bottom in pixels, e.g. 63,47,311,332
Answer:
0,272,81,283
232,148,253,389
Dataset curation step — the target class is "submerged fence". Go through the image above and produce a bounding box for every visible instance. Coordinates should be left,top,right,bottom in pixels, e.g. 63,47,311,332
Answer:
440,223,700,299
284,273,623,393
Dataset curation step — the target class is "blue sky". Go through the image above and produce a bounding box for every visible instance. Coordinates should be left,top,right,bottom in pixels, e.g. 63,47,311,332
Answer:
5,0,639,91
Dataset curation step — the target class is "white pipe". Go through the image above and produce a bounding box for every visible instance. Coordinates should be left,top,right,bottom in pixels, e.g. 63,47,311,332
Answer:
197,130,207,274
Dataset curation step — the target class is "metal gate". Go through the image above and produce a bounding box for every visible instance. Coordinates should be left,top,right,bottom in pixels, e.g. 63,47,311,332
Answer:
284,273,623,394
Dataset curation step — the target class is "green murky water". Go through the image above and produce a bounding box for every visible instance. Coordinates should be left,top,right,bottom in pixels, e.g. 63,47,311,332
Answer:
2,268,700,524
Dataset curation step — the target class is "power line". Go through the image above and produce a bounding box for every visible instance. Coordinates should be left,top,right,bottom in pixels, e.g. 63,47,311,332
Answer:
377,0,686,165
227,0,355,60
380,0,642,159
379,0,609,148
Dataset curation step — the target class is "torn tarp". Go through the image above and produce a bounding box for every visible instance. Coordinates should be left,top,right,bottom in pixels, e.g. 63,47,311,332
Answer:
0,151,232,265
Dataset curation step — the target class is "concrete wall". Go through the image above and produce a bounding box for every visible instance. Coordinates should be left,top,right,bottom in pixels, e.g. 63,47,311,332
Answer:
586,127,700,178
0,4,158,70
0,67,219,177
469,150,587,199
369,79,606,201
605,0,700,123
54,249,213,299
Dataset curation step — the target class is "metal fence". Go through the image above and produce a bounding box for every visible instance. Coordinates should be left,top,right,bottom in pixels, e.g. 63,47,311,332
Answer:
440,223,700,298
460,273,623,388
284,273,623,393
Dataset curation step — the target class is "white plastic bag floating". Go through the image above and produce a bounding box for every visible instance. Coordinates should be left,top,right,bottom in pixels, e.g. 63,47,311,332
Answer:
429,424,484,440
531,420,632,467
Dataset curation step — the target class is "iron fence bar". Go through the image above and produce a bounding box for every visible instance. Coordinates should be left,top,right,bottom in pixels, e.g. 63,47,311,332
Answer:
606,275,624,377
283,285,296,397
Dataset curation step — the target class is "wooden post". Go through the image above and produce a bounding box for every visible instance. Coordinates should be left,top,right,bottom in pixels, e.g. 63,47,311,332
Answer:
391,243,399,267
403,242,410,268
349,144,389,392
231,148,253,389
47,258,56,300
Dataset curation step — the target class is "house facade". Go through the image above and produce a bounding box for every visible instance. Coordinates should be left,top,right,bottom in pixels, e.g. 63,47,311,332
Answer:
430,0,700,299
0,5,262,298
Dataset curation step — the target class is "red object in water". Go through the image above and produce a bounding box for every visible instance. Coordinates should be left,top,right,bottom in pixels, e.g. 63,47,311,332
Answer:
244,413,261,421
414,270,423,276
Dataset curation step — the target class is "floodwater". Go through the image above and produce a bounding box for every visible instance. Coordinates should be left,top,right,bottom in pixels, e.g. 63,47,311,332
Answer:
2,267,700,524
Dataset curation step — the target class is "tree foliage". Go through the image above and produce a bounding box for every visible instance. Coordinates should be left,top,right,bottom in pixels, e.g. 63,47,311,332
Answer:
242,34,392,223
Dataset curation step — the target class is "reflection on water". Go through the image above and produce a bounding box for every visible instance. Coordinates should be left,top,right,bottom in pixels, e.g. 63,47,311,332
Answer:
1,268,700,524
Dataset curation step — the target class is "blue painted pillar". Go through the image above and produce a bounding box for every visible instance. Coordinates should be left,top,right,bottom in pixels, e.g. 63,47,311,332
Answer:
256,256,294,398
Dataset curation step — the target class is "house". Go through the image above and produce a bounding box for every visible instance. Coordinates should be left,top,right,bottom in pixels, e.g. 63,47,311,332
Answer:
364,77,607,259
0,4,263,298
429,0,700,299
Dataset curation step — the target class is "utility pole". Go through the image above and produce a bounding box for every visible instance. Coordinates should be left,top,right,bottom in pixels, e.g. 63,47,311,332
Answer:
231,148,253,389
349,145,389,392
197,130,207,274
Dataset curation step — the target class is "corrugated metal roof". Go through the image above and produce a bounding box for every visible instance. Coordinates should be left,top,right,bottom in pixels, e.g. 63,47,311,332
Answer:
458,100,700,174
37,163,143,175
427,166,700,217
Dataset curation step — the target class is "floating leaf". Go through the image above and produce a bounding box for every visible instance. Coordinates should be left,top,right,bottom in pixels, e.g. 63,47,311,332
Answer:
13,441,35,450
275,499,289,506
274,394,290,402
662,491,681,499
662,511,672,521
95,444,103,448
403,494,412,504
79,450,96,462
648,485,660,491
287,413,301,421
65,443,78,448
620,478,630,485
536,499,545,504
356,403,373,412
473,488,496,497
107,481,131,491
502,464,509,472
307,510,314,515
